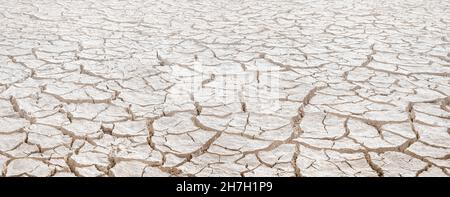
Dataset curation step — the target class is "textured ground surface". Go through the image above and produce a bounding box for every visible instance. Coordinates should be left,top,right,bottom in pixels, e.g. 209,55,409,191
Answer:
0,0,449,177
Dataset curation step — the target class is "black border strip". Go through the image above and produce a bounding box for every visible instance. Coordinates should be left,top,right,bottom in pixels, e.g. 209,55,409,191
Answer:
0,177,448,196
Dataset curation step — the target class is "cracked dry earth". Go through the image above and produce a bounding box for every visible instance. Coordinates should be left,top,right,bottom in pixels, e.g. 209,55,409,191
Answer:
0,0,449,177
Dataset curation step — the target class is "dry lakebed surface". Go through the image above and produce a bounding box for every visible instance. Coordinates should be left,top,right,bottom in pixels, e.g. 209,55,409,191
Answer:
0,0,449,177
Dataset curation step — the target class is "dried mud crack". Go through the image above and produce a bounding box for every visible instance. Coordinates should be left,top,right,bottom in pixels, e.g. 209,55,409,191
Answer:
0,0,449,177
